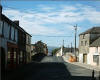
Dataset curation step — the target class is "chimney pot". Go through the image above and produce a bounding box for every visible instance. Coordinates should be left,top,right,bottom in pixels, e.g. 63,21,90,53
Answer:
13,20,19,26
0,5,2,20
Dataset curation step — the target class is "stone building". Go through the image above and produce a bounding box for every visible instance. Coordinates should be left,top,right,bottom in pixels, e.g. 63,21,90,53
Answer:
26,33,32,63
31,44,37,56
79,27,100,64
33,41,48,55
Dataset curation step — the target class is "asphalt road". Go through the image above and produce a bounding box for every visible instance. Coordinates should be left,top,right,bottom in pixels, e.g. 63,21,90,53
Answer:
7,56,94,80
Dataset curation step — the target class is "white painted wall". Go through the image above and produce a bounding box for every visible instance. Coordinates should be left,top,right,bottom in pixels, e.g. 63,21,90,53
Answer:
88,47,100,66
56,48,62,56
79,53,83,63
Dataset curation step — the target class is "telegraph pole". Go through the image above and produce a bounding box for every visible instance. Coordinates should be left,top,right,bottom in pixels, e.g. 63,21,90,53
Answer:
74,24,77,61
62,40,64,56
71,43,72,53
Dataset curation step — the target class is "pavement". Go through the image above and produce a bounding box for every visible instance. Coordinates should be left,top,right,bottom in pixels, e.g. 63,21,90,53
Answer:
62,55,100,71
6,56,97,80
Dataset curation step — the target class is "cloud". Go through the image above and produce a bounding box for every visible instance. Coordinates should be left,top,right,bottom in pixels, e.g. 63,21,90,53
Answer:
3,8,64,35
3,4,100,36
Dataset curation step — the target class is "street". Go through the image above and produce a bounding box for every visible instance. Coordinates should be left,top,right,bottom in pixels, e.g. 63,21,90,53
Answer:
7,56,93,80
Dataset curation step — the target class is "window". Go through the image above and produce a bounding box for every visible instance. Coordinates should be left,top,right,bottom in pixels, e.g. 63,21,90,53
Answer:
14,50,16,64
9,26,11,40
2,22,10,39
4,22,10,38
7,47,10,64
14,28,15,41
11,27,14,40
28,36,30,44
0,21,3,35
26,35,28,44
85,41,87,46
95,47,98,53
6,24,10,39
15,29,18,42
81,41,83,46
93,55,99,65
83,35,85,39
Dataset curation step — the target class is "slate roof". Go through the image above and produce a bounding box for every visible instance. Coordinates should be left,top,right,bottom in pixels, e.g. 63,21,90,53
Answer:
56,47,78,54
79,27,100,35
64,48,78,53
1,14,31,37
90,37,100,47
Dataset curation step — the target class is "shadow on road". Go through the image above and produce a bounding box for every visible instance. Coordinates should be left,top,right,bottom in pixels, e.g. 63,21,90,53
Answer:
32,53,46,62
6,62,92,80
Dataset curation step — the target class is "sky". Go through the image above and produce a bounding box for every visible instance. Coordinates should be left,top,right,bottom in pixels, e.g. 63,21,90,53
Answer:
1,0,100,47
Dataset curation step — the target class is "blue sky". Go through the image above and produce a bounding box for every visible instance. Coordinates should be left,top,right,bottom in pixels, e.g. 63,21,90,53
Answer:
1,1,100,47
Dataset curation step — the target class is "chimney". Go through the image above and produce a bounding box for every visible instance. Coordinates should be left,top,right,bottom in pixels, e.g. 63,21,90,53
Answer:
0,5,2,14
13,20,19,26
0,5,2,20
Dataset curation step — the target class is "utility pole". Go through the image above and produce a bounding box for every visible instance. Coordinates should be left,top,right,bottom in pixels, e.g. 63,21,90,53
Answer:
63,40,64,47
62,40,64,56
74,24,77,61
71,43,72,53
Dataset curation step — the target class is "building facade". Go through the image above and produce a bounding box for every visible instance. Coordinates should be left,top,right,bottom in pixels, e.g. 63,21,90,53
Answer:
0,14,19,69
31,44,37,56
79,27,100,64
26,33,32,63
33,41,48,55
0,5,31,70
88,37,100,66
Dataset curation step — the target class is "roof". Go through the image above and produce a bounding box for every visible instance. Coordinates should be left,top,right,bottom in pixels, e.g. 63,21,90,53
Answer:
1,14,31,37
56,47,78,54
90,37,100,47
64,47,78,53
79,27,100,36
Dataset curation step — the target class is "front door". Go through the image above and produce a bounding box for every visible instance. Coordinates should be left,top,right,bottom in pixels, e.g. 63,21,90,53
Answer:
83,54,87,63
1,47,6,80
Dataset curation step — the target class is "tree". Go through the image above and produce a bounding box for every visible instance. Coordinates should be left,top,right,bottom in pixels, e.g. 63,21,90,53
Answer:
52,48,60,55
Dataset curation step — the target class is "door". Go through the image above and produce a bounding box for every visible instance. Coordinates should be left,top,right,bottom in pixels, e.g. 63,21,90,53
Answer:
1,47,6,80
83,54,87,63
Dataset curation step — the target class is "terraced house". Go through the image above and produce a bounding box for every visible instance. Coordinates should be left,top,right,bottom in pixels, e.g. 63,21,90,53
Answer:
79,27,100,66
0,5,31,70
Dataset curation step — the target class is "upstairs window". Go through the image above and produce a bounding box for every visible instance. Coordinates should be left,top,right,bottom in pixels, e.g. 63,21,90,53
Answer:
11,27,14,40
85,41,87,46
81,41,83,46
95,47,98,53
3,22,10,39
83,35,85,39
15,29,18,42
0,21,3,35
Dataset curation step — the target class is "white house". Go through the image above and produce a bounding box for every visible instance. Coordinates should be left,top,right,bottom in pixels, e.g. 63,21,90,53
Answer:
87,37,100,66
56,46,64,56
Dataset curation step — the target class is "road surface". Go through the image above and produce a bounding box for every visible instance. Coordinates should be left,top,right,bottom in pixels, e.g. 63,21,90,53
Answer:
7,56,93,80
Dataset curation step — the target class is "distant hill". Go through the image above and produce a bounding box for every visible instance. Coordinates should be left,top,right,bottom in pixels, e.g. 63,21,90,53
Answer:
47,46,59,55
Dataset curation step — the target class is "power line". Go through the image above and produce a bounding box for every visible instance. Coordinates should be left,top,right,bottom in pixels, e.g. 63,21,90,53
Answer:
32,35,72,37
